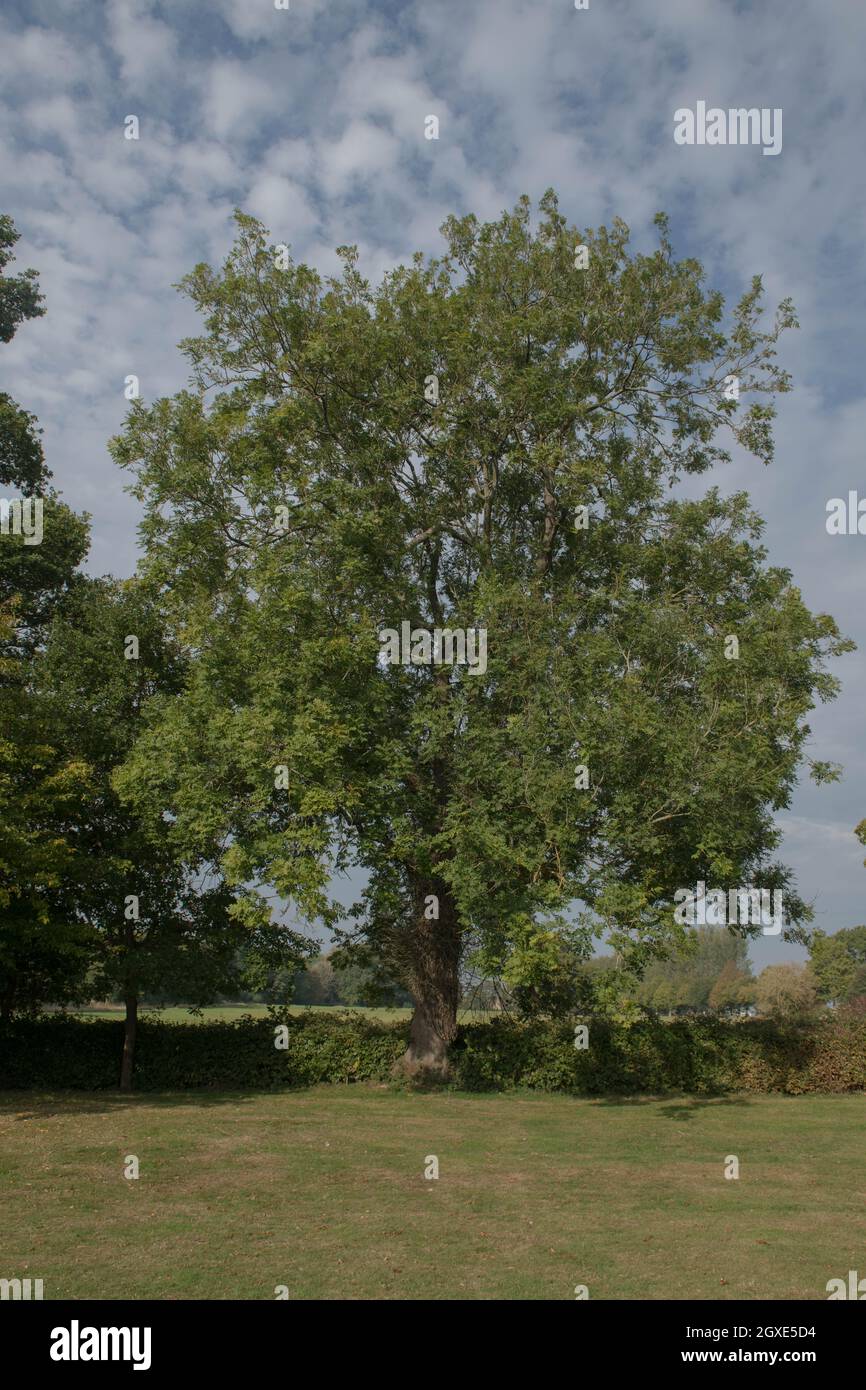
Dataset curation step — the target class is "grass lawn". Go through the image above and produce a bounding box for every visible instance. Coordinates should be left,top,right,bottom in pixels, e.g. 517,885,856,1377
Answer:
66,1003,491,1024
1,1089,862,1300
66,1004,418,1024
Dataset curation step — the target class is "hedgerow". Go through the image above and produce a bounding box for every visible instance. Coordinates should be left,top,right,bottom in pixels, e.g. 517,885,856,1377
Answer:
1,1012,864,1094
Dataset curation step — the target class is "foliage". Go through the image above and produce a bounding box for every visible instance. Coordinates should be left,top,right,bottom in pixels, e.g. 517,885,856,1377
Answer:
707,958,755,1011
500,920,593,1017
108,193,850,1066
38,578,310,1019
230,945,412,1007
291,955,339,1005
754,961,820,1021
0,222,93,1015
2,1011,865,1095
623,926,754,1010
808,925,866,1004
0,214,47,492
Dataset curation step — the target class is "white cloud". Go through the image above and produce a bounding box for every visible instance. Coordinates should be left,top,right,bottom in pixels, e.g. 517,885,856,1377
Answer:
245,173,319,241
202,58,284,142
317,119,403,199
105,0,179,87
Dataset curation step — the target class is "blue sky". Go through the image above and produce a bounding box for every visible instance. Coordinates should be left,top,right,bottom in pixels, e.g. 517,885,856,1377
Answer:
2,0,865,969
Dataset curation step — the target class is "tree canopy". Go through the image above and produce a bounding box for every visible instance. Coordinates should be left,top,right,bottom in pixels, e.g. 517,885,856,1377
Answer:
0,213,47,493
109,192,850,1073
808,925,866,1005
0,217,92,1019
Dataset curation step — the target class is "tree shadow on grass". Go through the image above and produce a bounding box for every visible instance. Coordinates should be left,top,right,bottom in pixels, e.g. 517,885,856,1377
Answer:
0,1089,309,1121
589,1093,754,1121
655,1095,754,1121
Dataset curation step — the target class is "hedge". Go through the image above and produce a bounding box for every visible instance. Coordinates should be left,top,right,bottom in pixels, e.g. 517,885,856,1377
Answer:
1,1012,865,1094
452,1015,866,1094
0,1012,405,1091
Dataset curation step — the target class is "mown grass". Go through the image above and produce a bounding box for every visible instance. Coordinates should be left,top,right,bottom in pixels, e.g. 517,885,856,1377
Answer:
66,1004,492,1025
1,1089,862,1300
67,1004,416,1024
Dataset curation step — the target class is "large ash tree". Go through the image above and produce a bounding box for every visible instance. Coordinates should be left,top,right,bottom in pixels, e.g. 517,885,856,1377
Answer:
112,192,850,1076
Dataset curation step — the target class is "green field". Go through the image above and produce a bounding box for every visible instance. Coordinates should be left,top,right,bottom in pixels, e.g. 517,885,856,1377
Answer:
66,1003,491,1024
1,1089,861,1300
67,1004,417,1024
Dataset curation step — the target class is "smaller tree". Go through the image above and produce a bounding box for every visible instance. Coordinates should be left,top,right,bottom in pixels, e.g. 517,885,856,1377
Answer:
754,962,819,1021
0,219,92,1017
808,926,866,1005
292,956,339,1006
631,927,752,1010
0,213,47,493
328,949,412,1008
501,920,591,1019
42,578,309,1087
708,959,754,1013
651,978,678,1014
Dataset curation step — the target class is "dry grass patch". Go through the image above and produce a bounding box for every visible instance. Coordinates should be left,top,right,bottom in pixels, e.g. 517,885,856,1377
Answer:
1,1089,862,1300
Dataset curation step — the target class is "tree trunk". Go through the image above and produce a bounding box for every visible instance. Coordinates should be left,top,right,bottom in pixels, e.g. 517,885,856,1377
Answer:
398,878,461,1081
120,989,137,1092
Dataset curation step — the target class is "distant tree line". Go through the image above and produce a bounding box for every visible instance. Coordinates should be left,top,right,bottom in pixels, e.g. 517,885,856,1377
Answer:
505,924,866,1025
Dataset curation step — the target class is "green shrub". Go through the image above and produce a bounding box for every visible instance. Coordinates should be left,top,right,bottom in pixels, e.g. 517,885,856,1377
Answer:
0,1012,864,1094
451,1016,866,1095
0,1012,407,1091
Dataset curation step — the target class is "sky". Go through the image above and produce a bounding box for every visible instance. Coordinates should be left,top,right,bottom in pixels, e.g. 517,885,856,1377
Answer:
1,0,864,970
